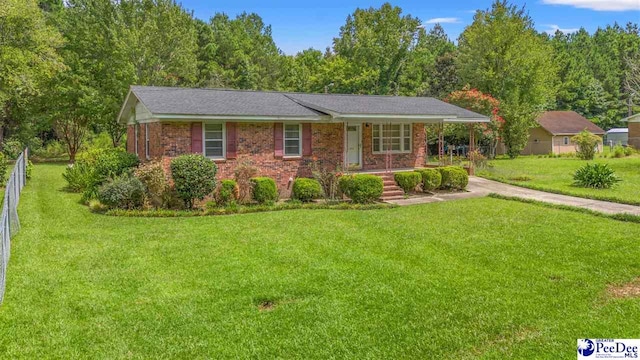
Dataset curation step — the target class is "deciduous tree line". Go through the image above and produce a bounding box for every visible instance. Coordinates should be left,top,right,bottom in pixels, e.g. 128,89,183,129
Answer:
1,0,639,159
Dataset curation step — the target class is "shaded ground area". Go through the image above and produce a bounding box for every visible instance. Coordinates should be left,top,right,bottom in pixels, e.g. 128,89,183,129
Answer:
0,164,639,359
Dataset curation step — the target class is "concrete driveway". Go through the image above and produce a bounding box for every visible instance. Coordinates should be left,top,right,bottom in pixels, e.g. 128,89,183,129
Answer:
387,176,640,216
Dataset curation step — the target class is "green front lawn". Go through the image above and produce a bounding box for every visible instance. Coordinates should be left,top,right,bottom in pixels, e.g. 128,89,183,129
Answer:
0,164,639,358
478,155,640,205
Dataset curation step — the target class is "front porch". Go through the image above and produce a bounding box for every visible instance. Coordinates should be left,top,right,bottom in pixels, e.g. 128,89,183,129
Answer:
342,121,479,175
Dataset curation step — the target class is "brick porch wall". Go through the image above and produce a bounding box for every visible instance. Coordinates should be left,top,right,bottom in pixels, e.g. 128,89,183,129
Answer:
361,123,426,170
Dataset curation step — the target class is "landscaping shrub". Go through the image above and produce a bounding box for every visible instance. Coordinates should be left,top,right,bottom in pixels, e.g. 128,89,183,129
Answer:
292,177,322,202
573,163,620,189
250,177,278,204
624,145,635,156
393,171,421,194
438,166,468,190
310,160,342,201
338,174,383,204
613,145,625,158
0,153,7,186
62,148,139,200
234,162,258,204
97,175,145,209
417,168,441,192
571,130,600,160
93,149,139,180
170,154,217,208
134,161,169,208
215,179,239,206
33,140,66,159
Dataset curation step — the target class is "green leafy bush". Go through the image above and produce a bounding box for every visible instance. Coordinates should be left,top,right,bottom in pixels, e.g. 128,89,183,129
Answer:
613,145,625,158
2,138,23,159
571,130,601,160
394,171,421,193
624,145,635,156
338,174,383,204
573,163,620,189
62,149,139,200
438,166,468,190
26,160,33,180
33,140,67,159
0,153,7,186
417,168,442,192
215,179,239,206
292,177,322,202
134,161,169,208
97,175,145,209
251,177,278,204
170,154,217,208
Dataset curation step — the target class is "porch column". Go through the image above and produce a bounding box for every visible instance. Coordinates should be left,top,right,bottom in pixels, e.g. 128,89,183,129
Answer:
468,124,475,175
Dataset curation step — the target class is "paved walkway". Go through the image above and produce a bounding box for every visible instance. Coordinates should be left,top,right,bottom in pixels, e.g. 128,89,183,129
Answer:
387,176,640,216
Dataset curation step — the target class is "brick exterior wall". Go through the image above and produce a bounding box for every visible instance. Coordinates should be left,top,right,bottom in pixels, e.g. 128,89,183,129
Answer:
361,123,425,170
629,122,640,149
127,121,427,196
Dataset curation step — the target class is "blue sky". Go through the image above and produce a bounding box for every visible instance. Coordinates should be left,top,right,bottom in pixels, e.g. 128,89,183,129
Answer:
180,0,640,54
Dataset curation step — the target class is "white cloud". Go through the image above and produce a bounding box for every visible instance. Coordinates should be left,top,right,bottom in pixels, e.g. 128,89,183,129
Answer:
543,24,580,34
424,17,461,24
541,0,640,11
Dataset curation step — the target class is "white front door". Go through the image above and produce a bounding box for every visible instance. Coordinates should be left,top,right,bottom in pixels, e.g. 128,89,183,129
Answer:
346,124,361,168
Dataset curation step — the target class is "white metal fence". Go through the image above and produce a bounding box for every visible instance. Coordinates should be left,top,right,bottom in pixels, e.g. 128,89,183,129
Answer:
0,149,28,304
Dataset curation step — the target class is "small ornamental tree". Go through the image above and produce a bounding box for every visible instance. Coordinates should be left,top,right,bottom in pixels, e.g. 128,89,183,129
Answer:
444,86,503,158
572,130,601,160
170,155,217,209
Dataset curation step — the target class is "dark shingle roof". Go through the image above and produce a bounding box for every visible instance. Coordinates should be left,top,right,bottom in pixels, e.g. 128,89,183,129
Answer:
537,111,605,135
131,86,325,117
285,93,486,119
127,86,489,121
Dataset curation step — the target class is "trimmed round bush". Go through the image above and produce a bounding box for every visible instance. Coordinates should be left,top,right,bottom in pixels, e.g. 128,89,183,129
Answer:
292,178,322,202
251,177,278,204
393,171,421,194
216,179,239,206
573,163,620,189
437,166,468,190
134,161,169,208
338,174,383,204
417,168,442,192
98,175,145,209
170,154,217,208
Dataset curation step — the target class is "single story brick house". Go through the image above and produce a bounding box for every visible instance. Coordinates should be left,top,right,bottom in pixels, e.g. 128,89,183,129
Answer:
520,111,605,155
117,86,488,195
623,114,640,148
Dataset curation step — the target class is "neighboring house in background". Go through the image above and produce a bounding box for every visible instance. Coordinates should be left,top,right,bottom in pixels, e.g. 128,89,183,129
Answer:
117,86,488,195
604,128,628,146
520,111,605,155
623,114,640,148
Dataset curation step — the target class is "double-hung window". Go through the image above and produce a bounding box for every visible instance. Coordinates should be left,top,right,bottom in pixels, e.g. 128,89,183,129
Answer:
372,123,411,153
284,124,302,157
204,123,225,159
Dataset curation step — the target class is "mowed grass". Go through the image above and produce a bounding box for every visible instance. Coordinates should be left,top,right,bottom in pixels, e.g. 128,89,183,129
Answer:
479,155,640,205
0,164,639,359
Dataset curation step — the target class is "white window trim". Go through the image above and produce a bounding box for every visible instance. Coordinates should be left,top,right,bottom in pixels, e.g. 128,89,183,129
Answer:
202,122,226,160
134,124,138,155
372,123,412,154
283,123,302,158
144,123,150,159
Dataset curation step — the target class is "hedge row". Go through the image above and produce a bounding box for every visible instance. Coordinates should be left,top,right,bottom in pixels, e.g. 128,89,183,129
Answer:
396,166,468,193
